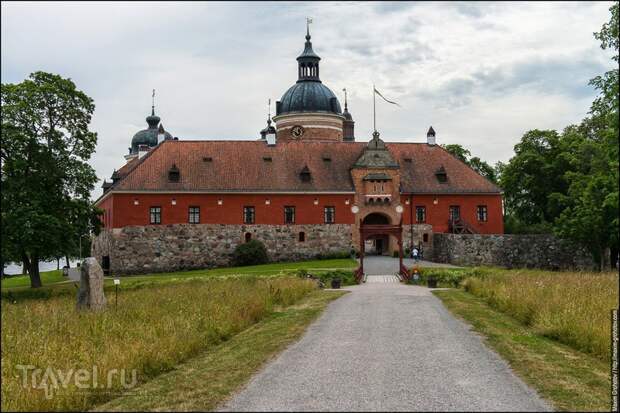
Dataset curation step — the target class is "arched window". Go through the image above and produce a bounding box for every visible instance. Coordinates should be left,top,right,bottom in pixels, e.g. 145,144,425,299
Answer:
245,232,252,243
298,232,305,242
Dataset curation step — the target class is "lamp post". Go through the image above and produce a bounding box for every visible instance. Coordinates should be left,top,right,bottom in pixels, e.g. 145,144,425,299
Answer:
79,233,90,264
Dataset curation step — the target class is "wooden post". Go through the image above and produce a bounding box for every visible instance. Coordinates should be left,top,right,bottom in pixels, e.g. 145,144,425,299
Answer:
359,219,364,281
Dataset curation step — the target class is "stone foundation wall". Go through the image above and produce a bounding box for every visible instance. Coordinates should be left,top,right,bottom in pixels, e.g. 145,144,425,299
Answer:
403,224,434,260
92,224,353,275
433,233,595,270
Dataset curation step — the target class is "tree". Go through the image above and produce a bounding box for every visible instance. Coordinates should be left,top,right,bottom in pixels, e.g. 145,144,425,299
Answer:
441,143,498,183
499,129,573,226
554,2,619,269
499,2,619,266
1,72,99,287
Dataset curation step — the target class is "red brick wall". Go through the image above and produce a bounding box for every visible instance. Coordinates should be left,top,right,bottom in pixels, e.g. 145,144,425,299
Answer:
107,193,355,228
400,194,504,234
100,192,503,234
98,195,114,229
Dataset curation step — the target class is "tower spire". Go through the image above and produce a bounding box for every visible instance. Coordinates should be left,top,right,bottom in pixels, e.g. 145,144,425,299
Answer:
343,88,348,111
267,98,272,125
151,88,156,116
297,18,320,82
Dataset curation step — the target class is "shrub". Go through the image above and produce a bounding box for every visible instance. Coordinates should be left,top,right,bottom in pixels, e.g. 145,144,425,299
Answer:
231,240,268,266
317,270,356,286
315,251,351,260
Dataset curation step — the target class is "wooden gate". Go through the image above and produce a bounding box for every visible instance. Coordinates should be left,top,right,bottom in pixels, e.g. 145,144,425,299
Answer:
354,217,410,283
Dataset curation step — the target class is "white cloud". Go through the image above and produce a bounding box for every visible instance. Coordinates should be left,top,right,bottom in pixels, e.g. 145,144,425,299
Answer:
1,1,615,198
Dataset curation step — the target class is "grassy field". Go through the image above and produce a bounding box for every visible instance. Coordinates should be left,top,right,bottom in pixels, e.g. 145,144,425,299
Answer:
461,268,618,362
95,289,346,411
1,276,320,412
435,290,612,411
1,258,357,291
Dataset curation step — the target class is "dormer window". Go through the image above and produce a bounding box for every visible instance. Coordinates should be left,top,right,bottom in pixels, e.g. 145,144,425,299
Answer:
435,166,448,183
168,164,180,182
300,165,311,182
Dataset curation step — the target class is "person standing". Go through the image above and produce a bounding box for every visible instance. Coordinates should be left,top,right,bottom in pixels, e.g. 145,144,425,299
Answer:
412,247,419,262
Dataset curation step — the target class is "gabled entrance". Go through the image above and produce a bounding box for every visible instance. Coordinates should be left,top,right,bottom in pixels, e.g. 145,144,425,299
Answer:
354,215,410,284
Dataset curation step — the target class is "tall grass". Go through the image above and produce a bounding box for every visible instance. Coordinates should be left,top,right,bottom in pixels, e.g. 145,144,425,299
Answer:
462,269,619,361
1,277,316,412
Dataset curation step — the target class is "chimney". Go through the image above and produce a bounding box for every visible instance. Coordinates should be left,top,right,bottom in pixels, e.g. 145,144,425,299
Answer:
427,126,436,146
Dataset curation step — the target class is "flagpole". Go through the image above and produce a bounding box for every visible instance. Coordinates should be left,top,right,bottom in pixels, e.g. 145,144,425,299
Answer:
373,83,376,132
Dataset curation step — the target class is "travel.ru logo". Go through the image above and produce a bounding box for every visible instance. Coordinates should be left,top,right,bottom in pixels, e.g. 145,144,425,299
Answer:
15,364,138,399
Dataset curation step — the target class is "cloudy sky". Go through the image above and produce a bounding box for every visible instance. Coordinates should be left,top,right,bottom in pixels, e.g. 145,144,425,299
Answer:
1,1,615,199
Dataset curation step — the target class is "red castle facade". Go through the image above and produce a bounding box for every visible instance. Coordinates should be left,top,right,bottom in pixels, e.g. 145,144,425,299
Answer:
93,27,503,273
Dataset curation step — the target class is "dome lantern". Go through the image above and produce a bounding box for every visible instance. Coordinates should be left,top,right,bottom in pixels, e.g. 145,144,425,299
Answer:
296,19,321,82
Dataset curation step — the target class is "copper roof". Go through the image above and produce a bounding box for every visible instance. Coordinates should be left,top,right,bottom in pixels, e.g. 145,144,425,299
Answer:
104,139,501,196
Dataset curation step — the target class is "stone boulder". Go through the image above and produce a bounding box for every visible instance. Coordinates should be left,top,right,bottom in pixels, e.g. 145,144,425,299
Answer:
76,257,107,311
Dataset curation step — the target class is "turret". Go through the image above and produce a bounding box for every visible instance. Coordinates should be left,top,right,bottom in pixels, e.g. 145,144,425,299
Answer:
427,126,436,146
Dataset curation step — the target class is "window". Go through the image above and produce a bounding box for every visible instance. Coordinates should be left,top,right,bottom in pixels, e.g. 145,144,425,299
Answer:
245,232,252,243
423,233,429,243
284,206,295,224
243,206,255,224
298,232,305,242
435,166,448,183
168,164,180,182
477,205,488,222
416,206,426,223
449,205,460,221
150,206,161,224
188,207,200,224
324,206,335,224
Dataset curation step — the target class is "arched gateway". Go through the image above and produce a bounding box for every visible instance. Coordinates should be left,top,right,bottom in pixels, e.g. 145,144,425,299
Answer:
355,213,411,284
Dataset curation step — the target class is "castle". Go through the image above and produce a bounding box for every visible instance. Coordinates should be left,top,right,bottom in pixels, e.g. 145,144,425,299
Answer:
92,27,503,275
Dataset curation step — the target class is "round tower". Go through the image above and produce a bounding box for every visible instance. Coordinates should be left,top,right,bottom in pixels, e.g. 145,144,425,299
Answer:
272,23,345,142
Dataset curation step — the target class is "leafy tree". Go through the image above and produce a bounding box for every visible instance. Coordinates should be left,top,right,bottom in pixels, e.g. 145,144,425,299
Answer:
499,129,573,226
1,72,99,287
554,2,619,269
441,143,498,183
500,2,619,267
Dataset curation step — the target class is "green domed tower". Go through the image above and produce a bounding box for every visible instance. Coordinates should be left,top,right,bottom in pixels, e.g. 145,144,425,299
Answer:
272,23,348,142
129,106,173,155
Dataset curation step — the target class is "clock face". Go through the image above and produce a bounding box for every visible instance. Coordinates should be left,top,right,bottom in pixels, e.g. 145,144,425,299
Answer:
291,125,305,139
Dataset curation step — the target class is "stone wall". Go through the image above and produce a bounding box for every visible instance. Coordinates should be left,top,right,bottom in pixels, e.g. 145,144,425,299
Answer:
92,223,353,275
433,233,595,270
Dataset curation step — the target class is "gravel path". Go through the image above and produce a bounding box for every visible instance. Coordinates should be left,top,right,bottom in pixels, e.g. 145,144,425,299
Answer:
219,282,551,412
361,256,459,276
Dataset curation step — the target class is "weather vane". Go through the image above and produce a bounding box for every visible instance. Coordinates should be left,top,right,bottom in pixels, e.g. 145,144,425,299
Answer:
267,98,271,121
151,89,156,114
306,17,313,35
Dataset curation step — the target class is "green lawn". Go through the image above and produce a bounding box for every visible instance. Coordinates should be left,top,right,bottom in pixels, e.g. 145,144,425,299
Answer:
1,258,357,292
434,289,611,412
0,270,66,289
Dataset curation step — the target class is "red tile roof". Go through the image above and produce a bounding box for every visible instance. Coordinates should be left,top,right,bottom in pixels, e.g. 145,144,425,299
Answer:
106,139,501,196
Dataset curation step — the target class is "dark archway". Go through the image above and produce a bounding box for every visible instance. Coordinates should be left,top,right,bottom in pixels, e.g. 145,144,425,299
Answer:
362,213,390,225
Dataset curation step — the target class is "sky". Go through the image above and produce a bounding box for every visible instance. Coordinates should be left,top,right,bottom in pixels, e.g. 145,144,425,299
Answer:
1,1,615,199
